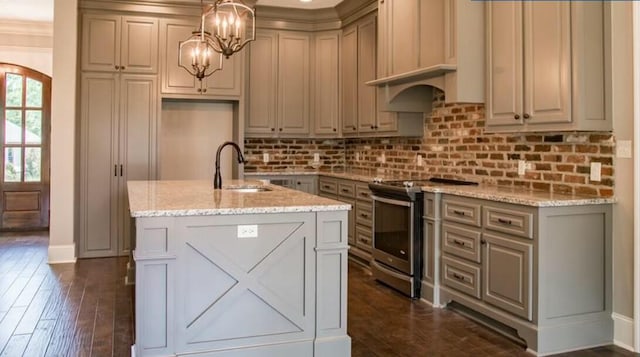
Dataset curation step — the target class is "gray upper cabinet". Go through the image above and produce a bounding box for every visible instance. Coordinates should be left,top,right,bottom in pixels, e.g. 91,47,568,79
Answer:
486,1,610,132
82,14,158,74
246,30,311,137
313,31,341,136
159,18,242,98
341,25,358,135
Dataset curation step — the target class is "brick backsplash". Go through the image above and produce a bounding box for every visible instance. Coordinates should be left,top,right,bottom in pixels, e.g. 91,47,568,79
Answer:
244,92,615,197
244,138,346,172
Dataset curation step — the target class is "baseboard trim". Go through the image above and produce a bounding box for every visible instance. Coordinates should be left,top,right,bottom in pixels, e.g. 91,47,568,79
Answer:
613,313,635,352
47,244,76,264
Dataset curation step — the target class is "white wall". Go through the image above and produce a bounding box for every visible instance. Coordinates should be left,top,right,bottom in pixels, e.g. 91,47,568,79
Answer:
0,20,53,75
48,0,78,263
160,101,234,181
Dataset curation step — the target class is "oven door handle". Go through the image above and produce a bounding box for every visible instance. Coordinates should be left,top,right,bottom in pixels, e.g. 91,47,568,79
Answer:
371,195,412,207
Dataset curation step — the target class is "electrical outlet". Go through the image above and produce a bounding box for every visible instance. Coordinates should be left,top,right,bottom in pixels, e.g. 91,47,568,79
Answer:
237,225,258,238
590,162,602,181
263,153,269,164
355,152,360,161
517,160,526,176
416,154,423,167
379,152,386,163
313,153,320,163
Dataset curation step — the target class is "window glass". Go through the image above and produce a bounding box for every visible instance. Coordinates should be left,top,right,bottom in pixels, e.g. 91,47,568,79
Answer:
26,78,43,108
25,147,41,182
5,110,22,144
25,110,42,144
4,147,22,182
5,73,23,107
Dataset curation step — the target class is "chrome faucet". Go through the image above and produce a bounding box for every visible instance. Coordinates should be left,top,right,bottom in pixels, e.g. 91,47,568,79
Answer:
214,141,246,189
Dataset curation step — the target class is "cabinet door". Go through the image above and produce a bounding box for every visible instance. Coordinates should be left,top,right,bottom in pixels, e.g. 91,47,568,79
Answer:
483,232,533,321
341,25,358,134
121,16,158,74
79,73,119,258
81,14,121,72
247,31,278,135
423,219,436,284
203,54,243,97
277,32,311,135
357,15,377,133
523,2,571,125
388,0,419,75
313,32,340,136
119,75,157,256
345,198,356,245
160,18,239,97
295,176,317,195
485,2,524,127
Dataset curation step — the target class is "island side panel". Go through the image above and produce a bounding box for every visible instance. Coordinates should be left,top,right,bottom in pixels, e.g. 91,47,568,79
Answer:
172,212,317,356
315,210,351,357
133,216,177,357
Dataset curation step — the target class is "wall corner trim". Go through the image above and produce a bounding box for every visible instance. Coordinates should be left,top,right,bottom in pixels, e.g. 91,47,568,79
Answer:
48,244,77,264
612,313,635,352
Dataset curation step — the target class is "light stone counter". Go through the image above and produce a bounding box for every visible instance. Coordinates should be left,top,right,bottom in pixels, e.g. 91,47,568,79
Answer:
245,170,614,207
420,183,615,207
127,179,351,217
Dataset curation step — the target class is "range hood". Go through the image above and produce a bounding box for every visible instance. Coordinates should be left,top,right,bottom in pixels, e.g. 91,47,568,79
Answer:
367,64,456,114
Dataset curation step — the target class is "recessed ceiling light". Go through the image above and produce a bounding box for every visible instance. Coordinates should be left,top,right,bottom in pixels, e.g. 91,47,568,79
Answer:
300,0,312,3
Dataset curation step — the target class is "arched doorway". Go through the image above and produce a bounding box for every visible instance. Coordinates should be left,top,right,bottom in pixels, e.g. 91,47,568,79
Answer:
0,63,51,230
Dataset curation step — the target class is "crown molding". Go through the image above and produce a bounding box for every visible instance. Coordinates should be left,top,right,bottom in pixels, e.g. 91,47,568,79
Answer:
0,20,53,37
335,0,376,27
256,5,341,31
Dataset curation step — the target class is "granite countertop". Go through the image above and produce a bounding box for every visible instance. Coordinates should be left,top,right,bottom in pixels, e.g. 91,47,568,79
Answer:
244,170,615,207
127,180,351,218
420,184,615,207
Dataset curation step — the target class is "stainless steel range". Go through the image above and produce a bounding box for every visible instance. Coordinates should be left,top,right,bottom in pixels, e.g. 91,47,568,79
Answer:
368,178,478,298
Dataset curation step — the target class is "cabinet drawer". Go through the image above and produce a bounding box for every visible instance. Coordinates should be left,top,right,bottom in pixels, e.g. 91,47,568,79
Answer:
338,181,356,198
443,199,481,227
355,183,372,202
442,256,481,299
355,225,372,253
483,205,534,239
355,203,372,227
423,193,438,219
318,178,338,195
442,223,482,263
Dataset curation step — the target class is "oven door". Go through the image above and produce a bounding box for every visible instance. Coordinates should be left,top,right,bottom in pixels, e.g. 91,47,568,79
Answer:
371,194,414,275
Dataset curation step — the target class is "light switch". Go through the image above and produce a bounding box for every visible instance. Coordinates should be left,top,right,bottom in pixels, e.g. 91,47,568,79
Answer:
314,153,320,163
590,162,602,182
263,153,269,163
416,154,423,166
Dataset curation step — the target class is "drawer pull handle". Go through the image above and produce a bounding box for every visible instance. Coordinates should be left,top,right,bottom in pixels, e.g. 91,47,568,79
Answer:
341,188,349,192
452,273,466,282
452,210,466,216
497,218,513,225
399,250,406,255
323,185,331,189
360,213,368,218
452,239,466,247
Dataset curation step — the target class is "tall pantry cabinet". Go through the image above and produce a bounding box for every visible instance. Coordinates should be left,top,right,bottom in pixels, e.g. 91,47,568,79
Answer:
79,13,158,258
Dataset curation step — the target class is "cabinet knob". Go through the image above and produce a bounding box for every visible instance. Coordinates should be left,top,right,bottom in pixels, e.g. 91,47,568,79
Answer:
370,125,375,129
271,128,275,131
120,66,125,70
197,88,202,93
333,128,337,132
481,239,487,245
279,128,283,131
523,113,530,119
202,88,207,93
514,114,520,120
297,182,301,185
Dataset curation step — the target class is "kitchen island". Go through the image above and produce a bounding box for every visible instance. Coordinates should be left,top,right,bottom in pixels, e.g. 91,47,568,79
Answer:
127,180,351,357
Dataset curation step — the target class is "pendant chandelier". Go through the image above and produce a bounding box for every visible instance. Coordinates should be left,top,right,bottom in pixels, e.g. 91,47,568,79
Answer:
178,0,256,81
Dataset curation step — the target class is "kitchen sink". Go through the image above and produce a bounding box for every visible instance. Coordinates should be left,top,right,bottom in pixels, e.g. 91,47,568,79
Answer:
223,186,272,193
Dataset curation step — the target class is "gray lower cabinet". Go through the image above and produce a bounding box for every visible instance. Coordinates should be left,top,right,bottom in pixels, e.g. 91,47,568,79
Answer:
318,176,372,264
438,195,612,355
421,192,441,305
132,210,350,356
249,174,318,195
79,72,157,258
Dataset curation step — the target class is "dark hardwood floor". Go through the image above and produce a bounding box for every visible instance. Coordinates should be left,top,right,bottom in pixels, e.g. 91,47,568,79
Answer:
0,232,635,356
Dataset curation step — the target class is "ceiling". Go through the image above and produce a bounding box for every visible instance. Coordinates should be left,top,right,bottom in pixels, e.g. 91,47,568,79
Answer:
256,0,343,9
0,0,53,22
0,0,341,23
